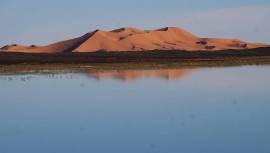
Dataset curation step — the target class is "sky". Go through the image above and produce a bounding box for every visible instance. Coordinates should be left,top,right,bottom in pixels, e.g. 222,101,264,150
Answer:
0,0,270,46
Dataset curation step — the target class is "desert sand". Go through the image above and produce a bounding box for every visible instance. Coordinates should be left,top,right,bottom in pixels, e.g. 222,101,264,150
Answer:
1,27,269,53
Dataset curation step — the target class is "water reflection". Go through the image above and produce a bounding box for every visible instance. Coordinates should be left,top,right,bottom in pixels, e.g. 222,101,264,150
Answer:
0,66,270,153
88,69,194,81
0,73,78,81
0,68,194,82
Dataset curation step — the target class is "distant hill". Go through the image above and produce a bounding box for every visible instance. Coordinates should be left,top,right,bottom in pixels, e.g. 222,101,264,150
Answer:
1,27,269,53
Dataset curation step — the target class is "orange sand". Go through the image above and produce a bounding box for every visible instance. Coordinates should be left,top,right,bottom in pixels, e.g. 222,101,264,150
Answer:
1,27,269,53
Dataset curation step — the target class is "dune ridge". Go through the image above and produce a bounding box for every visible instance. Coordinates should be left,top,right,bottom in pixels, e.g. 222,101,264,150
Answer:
1,27,269,53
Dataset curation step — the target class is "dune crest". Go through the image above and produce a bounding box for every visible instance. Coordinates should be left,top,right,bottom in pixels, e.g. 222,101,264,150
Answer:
1,27,269,53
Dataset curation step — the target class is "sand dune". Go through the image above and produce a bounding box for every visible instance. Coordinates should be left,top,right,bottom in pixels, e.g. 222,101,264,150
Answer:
1,27,269,53
88,69,193,82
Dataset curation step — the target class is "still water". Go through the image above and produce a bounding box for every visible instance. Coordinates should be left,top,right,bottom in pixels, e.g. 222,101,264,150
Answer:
0,66,270,153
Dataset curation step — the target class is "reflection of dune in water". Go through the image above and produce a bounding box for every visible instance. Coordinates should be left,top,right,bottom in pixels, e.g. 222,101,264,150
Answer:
88,69,194,81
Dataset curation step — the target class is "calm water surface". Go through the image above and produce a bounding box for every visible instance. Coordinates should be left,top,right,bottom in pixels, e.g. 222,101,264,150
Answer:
0,66,270,153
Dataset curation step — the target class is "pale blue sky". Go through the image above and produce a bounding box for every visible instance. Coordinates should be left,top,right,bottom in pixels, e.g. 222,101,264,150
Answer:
1,0,270,46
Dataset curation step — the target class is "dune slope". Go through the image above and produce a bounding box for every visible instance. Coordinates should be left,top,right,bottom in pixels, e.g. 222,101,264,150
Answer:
1,27,269,53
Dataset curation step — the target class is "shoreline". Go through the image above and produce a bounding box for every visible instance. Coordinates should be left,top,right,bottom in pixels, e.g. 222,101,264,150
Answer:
0,47,270,72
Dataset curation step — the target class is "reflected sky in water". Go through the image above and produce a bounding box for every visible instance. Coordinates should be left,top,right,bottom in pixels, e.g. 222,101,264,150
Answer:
0,66,270,153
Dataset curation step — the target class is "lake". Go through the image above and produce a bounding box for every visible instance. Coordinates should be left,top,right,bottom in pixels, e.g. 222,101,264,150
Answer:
0,65,270,153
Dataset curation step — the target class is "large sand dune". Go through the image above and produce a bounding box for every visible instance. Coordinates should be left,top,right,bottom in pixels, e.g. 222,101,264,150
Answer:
1,27,269,53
